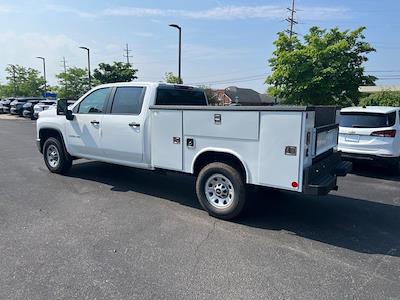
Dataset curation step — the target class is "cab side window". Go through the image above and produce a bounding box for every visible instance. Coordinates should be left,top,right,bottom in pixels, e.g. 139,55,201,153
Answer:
77,88,111,114
111,87,146,115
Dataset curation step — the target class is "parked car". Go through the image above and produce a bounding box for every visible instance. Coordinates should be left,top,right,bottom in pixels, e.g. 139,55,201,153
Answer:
22,99,43,119
11,98,44,116
36,82,350,220
33,100,57,119
10,98,29,116
338,106,400,174
0,98,15,113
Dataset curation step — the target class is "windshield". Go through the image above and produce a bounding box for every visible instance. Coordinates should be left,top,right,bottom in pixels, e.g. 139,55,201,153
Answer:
340,112,397,128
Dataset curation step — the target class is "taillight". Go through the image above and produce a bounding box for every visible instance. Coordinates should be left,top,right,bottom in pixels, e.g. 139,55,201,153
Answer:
370,130,396,138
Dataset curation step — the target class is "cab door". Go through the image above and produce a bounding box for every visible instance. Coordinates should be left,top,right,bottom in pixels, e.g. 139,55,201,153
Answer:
100,86,147,164
66,87,111,158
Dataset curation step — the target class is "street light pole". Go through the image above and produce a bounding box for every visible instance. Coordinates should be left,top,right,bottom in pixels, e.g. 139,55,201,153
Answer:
36,57,47,96
169,24,182,83
79,46,91,89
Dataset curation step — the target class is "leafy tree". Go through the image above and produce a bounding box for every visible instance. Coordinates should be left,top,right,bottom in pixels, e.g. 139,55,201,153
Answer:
359,91,400,107
93,62,138,84
266,27,376,106
197,85,218,105
1,65,45,97
56,67,89,99
164,72,182,84
0,84,14,97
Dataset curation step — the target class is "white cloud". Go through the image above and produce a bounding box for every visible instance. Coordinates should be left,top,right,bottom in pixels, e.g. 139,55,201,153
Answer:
45,4,96,18
0,32,81,85
0,4,16,14
45,5,349,21
0,31,170,85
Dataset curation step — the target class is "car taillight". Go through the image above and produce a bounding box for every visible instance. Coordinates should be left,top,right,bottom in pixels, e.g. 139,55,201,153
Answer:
370,130,396,138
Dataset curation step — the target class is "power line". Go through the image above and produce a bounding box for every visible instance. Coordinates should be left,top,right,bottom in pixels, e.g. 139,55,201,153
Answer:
123,43,133,64
188,72,400,87
188,74,269,86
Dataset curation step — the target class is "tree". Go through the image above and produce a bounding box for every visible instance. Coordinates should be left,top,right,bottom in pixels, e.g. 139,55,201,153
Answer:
1,65,45,97
359,91,400,107
0,84,14,97
197,85,218,106
56,67,89,99
266,27,376,106
93,62,138,84
164,72,182,84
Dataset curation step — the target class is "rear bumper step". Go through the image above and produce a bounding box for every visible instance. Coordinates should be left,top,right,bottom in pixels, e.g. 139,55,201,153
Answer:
303,152,352,196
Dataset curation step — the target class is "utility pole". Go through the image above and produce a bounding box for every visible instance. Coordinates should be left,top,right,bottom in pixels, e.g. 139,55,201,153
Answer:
123,43,133,65
61,57,68,93
61,57,67,73
7,64,17,97
286,0,297,38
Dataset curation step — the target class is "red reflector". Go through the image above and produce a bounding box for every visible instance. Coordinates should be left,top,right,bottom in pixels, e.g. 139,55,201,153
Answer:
370,130,396,138
291,181,299,188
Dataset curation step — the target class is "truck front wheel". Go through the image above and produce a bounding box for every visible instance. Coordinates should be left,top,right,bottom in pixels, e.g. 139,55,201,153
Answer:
196,162,246,220
43,137,72,174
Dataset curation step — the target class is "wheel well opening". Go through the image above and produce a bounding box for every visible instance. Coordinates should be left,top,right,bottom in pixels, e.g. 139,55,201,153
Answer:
39,128,62,152
193,151,247,181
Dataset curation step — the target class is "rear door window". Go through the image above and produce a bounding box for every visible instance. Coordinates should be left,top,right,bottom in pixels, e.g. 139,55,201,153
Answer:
340,112,397,128
111,87,146,115
156,87,207,106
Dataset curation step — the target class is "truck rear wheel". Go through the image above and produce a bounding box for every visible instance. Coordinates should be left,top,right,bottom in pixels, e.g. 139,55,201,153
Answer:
43,137,72,174
196,162,246,220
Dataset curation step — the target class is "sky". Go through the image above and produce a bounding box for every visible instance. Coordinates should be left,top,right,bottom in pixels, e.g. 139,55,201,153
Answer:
0,0,400,93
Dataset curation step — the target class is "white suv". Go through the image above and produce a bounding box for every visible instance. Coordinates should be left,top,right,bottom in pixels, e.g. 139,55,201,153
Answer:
338,106,400,174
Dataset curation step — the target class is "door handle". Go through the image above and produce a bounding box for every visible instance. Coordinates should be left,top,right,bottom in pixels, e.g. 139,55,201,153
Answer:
90,120,100,125
128,122,140,128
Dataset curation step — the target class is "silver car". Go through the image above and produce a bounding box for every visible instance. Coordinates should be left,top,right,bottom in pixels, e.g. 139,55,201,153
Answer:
33,100,57,119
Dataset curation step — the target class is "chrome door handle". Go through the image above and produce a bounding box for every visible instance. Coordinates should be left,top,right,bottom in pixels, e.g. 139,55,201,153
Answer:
128,122,140,128
90,120,100,125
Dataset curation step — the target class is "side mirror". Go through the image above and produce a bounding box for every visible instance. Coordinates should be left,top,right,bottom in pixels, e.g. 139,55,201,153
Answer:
57,99,74,120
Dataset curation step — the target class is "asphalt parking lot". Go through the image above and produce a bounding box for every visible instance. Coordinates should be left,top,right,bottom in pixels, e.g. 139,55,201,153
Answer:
0,117,399,300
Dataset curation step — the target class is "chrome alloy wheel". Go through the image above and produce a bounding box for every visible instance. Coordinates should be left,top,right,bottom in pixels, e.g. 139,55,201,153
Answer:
46,145,60,168
205,173,235,209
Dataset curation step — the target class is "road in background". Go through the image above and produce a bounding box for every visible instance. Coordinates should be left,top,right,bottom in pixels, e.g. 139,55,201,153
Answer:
0,119,399,299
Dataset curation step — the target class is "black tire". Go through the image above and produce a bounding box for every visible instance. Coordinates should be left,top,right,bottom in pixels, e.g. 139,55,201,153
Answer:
196,162,246,220
43,137,72,174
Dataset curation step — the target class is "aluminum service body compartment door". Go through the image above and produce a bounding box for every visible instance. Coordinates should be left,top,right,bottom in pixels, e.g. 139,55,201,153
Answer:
151,110,183,171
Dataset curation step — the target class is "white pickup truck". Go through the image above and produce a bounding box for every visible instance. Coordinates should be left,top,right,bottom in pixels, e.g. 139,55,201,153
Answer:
36,82,350,219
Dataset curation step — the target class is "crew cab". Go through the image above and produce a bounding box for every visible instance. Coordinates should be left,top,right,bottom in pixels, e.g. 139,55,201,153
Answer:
36,82,350,219
339,106,400,174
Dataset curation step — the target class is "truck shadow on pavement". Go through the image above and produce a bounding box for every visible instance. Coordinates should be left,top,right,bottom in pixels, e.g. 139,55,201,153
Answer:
350,163,400,182
66,161,400,258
